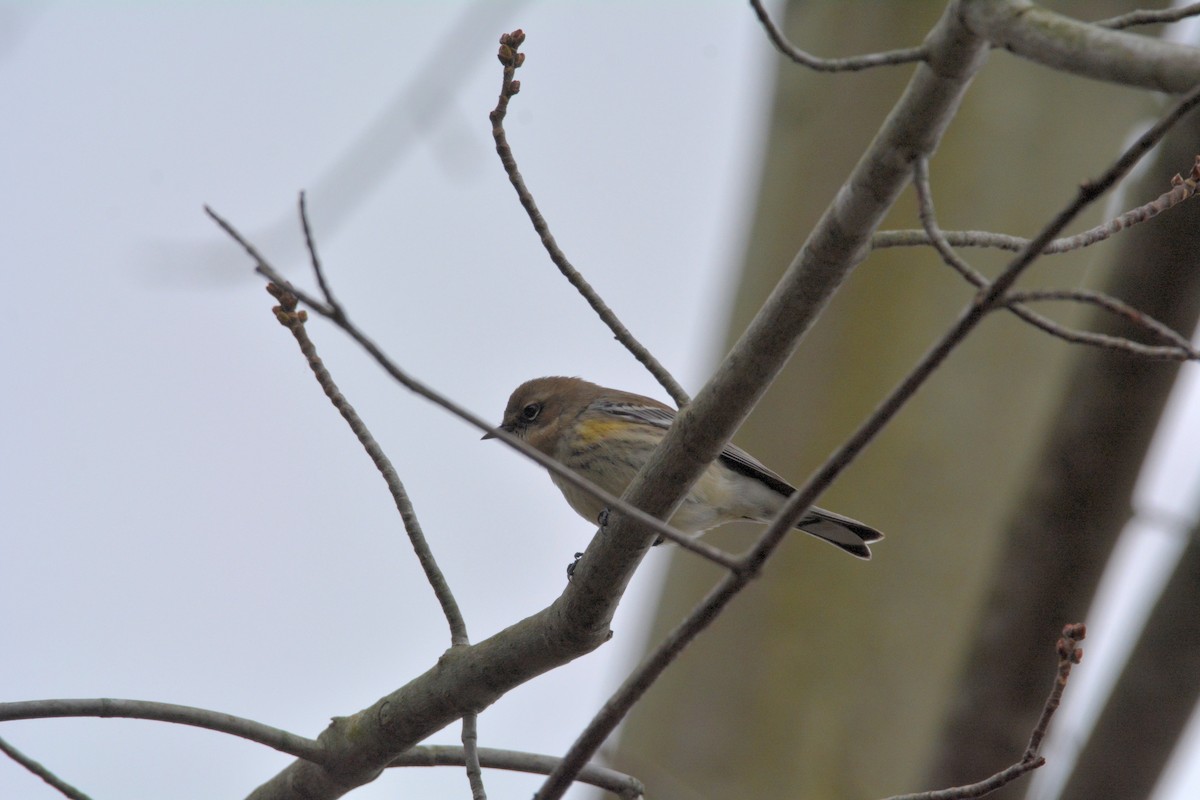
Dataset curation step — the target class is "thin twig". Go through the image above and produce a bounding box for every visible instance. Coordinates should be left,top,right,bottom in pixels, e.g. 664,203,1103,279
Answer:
488,30,690,407
912,156,1198,361
533,78,1200,800
389,744,645,799
0,699,326,763
1005,289,1200,358
911,157,987,289
205,205,738,571
0,735,93,800
462,713,487,800
299,191,345,321
882,623,1086,800
266,280,470,646
749,0,927,70
1004,308,1197,360
1097,3,1200,30
876,154,1200,254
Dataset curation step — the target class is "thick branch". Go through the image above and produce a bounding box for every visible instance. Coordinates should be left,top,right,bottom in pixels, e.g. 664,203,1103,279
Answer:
960,0,1200,92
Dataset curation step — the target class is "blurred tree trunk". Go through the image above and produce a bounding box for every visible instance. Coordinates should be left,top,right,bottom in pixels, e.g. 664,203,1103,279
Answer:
977,107,1200,800
611,1,1159,798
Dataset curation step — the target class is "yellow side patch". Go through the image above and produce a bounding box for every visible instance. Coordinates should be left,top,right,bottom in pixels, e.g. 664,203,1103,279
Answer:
574,417,631,446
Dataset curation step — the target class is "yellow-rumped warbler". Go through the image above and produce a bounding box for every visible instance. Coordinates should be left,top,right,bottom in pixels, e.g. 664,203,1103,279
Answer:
486,376,882,559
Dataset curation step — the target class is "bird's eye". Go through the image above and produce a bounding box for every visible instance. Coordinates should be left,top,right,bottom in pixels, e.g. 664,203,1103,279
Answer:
521,402,542,422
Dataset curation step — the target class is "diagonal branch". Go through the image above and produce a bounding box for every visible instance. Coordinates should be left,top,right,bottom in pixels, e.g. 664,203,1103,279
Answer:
0,735,93,800
489,31,689,407
266,278,470,647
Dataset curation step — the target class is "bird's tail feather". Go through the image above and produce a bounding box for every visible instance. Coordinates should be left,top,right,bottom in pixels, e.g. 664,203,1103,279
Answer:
797,507,883,560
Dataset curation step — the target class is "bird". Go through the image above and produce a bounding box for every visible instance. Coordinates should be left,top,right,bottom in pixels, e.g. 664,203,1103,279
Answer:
486,376,883,559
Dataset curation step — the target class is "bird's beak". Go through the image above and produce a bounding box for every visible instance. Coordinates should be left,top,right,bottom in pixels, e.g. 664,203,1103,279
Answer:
481,424,508,441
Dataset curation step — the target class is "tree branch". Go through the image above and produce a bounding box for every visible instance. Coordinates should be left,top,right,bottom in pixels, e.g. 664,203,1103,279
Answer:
389,744,645,799
911,155,1199,361
1004,288,1200,359
461,713,487,800
960,0,1200,92
489,31,689,407
265,277,470,647
1097,2,1200,31
0,699,325,763
882,623,1085,800
748,0,927,70
876,153,1200,254
0,735,93,800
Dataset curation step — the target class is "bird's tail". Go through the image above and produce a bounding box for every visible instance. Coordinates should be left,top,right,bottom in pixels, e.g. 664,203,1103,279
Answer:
796,507,883,560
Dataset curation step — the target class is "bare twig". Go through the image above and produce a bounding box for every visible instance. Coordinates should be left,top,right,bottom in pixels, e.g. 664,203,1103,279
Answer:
389,744,645,799
461,713,487,800
1002,307,1198,360
911,155,1199,361
873,228,1048,252
299,191,345,321
273,202,470,647
1098,3,1200,30
1005,288,1200,359
1046,157,1200,249
876,154,1200,254
911,157,987,289
0,699,325,763
205,204,738,572
0,735,93,800
533,78,1200,800
882,623,1086,800
748,0,927,70
488,30,689,407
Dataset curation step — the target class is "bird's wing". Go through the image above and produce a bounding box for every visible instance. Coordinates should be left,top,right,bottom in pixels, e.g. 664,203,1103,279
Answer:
594,399,795,497
594,400,677,428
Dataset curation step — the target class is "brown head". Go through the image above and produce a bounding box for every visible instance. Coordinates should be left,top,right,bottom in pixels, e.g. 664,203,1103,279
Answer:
483,376,606,457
